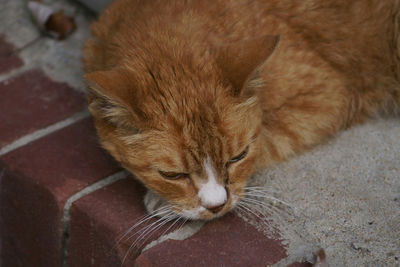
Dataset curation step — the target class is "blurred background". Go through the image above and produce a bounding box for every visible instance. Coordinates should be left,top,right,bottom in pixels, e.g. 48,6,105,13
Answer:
0,0,105,93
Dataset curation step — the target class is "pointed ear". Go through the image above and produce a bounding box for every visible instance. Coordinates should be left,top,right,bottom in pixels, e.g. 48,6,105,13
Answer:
214,35,280,95
85,69,139,130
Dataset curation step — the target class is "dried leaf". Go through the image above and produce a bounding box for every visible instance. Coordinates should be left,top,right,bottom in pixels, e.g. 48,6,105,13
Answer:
45,10,76,40
28,1,76,40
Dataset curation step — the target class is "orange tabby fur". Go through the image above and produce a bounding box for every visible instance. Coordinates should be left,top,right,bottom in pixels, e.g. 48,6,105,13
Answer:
83,0,400,220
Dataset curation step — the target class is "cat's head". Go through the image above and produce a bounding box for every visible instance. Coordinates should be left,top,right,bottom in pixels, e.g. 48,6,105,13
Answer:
85,35,279,220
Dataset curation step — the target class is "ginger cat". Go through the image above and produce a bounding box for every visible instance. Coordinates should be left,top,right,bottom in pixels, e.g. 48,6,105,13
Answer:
83,0,400,221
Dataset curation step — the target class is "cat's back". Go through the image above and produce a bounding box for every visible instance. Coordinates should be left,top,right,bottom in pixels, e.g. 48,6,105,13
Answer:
84,0,280,63
84,0,276,72
85,0,400,77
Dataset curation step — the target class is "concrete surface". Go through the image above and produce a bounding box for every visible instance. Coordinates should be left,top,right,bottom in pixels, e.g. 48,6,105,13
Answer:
1,0,399,266
249,118,400,266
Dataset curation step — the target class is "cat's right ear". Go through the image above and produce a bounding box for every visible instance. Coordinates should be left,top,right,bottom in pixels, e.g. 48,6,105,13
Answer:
85,69,139,130
213,35,280,96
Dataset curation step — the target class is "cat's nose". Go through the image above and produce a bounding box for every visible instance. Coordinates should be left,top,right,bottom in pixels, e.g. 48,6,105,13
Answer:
204,202,226,213
198,185,228,214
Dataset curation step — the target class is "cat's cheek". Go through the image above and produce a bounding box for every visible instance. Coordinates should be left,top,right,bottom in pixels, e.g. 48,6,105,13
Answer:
100,139,124,162
227,182,246,203
226,160,256,207
227,162,253,184
237,148,260,176
146,179,202,213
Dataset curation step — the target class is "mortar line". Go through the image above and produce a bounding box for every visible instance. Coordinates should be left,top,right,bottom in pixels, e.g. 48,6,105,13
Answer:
4,35,43,58
61,170,129,267
0,37,44,83
0,109,89,156
0,61,35,83
142,220,205,252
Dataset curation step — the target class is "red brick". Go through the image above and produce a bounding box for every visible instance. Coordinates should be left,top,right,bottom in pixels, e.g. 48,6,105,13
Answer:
0,69,85,148
0,164,62,267
135,213,287,267
0,35,23,74
0,118,121,267
68,178,182,267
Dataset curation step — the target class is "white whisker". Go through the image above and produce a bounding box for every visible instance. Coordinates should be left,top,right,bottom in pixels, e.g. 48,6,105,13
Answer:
241,197,286,213
116,206,170,245
240,198,293,222
125,211,175,243
122,212,177,264
243,194,293,210
242,196,292,212
244,186,277,192
178,218,189,231
136,215,181,249
235,204,251,218
236,202,266,222
243,189,293,207
138,213,183,248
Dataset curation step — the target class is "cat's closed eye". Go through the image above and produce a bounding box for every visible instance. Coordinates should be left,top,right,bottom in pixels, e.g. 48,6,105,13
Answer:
228,146,249,165
158,170,189,180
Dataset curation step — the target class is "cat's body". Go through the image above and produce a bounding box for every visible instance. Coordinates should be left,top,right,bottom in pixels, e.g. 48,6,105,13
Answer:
84,0,400,220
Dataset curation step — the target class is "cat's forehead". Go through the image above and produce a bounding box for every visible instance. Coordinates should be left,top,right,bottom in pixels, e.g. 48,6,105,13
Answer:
141,92,261,169
158,112,252,163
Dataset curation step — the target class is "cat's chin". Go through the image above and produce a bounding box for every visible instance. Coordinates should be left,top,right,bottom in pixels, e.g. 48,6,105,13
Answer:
143,189,233,221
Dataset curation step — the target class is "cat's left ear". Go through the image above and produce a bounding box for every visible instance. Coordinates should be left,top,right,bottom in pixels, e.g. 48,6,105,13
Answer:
214,35,280,96
84,68,140,130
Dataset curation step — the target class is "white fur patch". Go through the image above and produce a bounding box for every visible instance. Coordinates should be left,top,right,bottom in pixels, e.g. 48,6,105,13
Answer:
180,207,206,220
198,157,227,208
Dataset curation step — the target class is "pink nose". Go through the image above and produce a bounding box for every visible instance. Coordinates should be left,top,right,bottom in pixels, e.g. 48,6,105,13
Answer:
205,202,226,213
